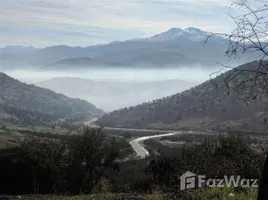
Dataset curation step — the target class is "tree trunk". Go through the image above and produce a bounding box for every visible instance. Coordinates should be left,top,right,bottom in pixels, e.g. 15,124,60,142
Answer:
32,165,38,194
257,156,268,200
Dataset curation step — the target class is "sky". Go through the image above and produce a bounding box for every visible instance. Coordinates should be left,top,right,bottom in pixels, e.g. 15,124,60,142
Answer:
0,0,243,47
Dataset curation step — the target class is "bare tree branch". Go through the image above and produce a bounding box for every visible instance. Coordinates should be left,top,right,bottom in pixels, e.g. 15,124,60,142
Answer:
207,1,268,102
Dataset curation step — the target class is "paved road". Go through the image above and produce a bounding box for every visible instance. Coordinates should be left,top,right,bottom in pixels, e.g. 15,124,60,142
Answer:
129,131,183,159
129,131,219,159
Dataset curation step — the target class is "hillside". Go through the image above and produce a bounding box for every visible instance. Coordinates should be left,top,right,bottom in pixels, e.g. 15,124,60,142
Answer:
37,78,196,111
0,73,104,125
97,61,268,133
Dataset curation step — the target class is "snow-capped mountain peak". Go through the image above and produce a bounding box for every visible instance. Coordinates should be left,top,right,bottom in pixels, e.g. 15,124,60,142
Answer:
166,27,183,33
184,27,204,33
148,28,183,41
147,27,212,42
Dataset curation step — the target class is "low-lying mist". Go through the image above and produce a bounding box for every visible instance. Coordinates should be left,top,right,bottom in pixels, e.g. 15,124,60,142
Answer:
2,66,223,112
3,66,219,83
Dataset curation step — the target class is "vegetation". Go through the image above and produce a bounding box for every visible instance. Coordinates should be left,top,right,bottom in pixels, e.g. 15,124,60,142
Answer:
183,187,257,200
0,72,104,126
0,131,266,199
160,133,217,143
0,127,118,195
0,188,258,200
146,134,266,192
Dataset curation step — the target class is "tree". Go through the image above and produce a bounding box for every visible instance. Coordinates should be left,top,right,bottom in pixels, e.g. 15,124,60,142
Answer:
258,157,268,200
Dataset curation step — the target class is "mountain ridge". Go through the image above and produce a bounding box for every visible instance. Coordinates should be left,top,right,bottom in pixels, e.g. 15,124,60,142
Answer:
1,27,253,69
1,27,220,49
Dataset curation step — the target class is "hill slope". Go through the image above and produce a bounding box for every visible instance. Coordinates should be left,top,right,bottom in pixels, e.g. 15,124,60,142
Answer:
97,61,268,133
0,73,104,125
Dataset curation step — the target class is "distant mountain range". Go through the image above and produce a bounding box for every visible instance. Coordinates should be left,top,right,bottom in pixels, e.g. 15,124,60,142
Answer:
0,45,39,54
0,73,104,125
0,27,256,69
45,57,123,69
37,77,196,112
97,61,268,133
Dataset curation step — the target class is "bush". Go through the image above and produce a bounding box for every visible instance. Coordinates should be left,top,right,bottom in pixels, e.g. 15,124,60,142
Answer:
146,133,267,192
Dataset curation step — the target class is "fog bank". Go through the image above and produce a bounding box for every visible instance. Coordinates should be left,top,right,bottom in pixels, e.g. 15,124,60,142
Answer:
3,66,219,84
2,66,224,111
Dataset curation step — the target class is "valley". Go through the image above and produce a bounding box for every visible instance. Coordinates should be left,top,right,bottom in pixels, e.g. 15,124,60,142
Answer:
36,77,197,112
1,1,268,197
1,56,268,200
1,56,268,199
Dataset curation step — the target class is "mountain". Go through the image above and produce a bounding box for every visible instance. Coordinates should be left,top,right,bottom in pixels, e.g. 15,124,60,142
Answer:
45,57,123,69
0,27,256,69
97,61,268,133
0,46,39,70
0,45,38,55
0,73,104,125
145,27,220,42
37,77,197,112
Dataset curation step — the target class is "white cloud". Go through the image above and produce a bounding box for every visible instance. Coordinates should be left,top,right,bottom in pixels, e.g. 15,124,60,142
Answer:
0,0,238,47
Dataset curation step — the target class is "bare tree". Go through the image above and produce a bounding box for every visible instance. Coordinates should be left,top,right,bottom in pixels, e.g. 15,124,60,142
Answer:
208,2,268,199
227,0,268,59
67,127,118,194
207,0,268,101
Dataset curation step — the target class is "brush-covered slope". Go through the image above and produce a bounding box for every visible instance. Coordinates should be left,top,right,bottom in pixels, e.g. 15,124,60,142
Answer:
0,72,104,124
97,61,268,133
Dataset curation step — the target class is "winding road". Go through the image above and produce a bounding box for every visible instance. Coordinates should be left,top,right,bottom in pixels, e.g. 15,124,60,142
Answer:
129,131,182,159
85,118,211,159
86,118,268,160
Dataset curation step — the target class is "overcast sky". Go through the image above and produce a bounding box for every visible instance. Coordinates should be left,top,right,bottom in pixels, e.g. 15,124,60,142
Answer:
1,0,241,47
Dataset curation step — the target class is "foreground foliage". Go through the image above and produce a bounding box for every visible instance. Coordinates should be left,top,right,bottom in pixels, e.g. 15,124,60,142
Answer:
0,131,266,198
0,127,118,195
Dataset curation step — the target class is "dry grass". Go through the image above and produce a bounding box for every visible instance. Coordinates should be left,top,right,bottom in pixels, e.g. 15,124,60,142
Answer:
2,188,258,200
